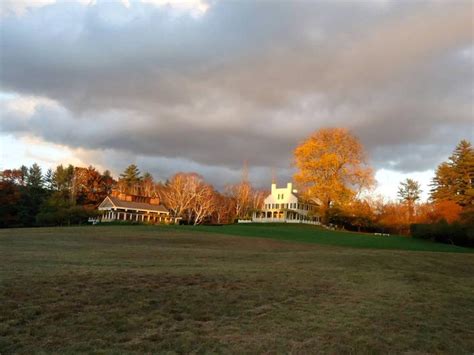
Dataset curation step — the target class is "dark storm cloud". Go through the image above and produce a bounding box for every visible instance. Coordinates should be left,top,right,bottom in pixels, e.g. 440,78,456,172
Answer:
1,0,473,183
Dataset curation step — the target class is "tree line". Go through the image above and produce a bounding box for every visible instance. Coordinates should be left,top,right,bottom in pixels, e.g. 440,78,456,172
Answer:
293,129,473,246
1,128,472,246
0,163,265,227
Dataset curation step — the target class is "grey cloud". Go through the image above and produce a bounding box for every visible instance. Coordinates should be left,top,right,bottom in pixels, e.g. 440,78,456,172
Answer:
0,0,473,181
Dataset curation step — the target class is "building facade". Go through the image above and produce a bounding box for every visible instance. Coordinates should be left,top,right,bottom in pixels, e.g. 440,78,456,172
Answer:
251,182,320,224
98,192,179,224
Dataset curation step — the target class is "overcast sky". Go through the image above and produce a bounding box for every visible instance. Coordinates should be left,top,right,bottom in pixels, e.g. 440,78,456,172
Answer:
0,0,473,200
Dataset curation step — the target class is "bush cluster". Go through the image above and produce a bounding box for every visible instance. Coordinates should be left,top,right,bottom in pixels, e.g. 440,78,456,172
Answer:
410,221,474,247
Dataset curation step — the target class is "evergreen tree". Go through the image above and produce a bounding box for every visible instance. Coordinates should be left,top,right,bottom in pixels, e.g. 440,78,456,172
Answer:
44,168,55,191
19,163,46,226
451,140,474,206
431,139,474,207
119,164,142,194
19,165,28,186
27,163,44,188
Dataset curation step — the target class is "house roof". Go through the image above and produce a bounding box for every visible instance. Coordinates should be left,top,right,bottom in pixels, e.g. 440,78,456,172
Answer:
101,196,169,214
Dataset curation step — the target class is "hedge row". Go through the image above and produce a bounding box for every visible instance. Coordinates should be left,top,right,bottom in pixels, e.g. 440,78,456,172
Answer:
410,221,474,247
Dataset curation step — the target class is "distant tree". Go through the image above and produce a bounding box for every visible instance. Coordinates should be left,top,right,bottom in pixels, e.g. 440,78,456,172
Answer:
17,163,47,226
333,198,375,232
163,173,200,219
213,193,235,224
1,169,26,185
142,172,156,197
417,200,462,224
74,166,106,205
53,164,75,197
431,139,474,207
27,163,44,188
451,140,474,205
226,181,252,219
0,180,21,227
191,183,217,225
118,164,142,195
225,163,264,220
101,170,115,196
398,178,422,222
19,165,28,185
44,168,54,191
294,128,374,222
376,202,410,235
37,192,98,226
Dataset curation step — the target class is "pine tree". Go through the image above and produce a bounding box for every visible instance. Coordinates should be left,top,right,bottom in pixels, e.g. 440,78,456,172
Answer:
431,140,474,207
19,165,28,186
27,163,44,188
451,140,474,206
19,163,46,226
44,168,55,191
119,164,142,194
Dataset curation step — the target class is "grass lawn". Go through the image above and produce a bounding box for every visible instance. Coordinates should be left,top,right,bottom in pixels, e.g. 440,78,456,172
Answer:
175,223,473,253
1,225,473,353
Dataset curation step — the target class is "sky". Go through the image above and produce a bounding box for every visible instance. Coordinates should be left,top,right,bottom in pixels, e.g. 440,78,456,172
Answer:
0,0,473,201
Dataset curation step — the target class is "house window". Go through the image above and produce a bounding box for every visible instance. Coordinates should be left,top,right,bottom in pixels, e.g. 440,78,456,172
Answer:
281,194,284,199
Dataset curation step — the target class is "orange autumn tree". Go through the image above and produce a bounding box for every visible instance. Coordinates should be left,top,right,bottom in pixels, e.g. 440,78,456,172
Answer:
294,128,374,222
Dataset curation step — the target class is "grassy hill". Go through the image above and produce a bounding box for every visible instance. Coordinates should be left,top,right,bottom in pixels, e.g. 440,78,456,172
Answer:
175,223,472,253
1,225,473,353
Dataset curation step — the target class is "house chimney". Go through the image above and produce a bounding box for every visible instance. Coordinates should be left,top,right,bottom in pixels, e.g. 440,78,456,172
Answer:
271,183,276,192
287,182,292,191
149,197,160,205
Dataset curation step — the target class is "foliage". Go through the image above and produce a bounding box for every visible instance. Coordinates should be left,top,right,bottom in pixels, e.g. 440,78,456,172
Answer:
431,139,474,207
328,199,377,233
411,221,474,247
162,173,218,225
225,182,264,220
0,163,115,228
294,128,374,222
118,164,142,195
397,178,422,223
74,166,111,205
0,180,21,228
36,191,99,226
417,200,462,224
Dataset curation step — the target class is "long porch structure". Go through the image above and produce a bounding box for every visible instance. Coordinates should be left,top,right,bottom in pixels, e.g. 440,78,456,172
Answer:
98,196,179,224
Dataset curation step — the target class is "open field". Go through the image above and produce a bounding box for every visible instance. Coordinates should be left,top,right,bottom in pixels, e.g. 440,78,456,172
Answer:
1,225,474,353
177,223,473,253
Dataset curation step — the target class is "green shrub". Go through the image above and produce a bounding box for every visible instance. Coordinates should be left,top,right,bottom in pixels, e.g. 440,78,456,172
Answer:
411,221,474,247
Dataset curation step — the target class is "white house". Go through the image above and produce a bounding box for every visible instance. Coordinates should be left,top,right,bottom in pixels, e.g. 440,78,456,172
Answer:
251,182,321,224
